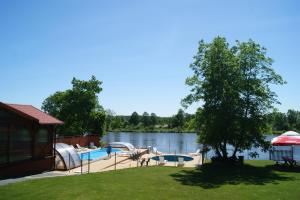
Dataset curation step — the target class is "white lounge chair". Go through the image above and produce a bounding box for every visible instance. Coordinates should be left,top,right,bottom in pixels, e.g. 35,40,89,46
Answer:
152,147,163,155
75,144,88,151
189,149,201,156
177,157,185,167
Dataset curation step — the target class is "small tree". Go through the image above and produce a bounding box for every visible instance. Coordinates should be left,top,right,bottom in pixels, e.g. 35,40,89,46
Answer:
111,116,125,130
183,37,285,160
129,112,139,126
150,113,158,127
142,112,150,127
172,109,185,130
105,109,115,131
287,109,300,130
90,111,106,136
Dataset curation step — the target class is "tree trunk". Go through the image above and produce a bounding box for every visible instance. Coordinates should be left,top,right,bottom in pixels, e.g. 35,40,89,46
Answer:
220,146,228,159
215,148,222,158
232,146,238,158
225,142,229,157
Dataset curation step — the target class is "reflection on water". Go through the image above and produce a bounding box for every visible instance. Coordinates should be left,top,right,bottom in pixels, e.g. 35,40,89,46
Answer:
113,133,121,143
102,132,276,160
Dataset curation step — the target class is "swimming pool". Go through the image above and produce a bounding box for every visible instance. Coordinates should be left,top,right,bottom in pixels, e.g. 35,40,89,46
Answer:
151,154,194,162
80,148,122,161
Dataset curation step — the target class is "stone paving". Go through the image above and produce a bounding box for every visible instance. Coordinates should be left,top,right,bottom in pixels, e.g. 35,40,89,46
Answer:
0,171,66,186
66,150,203,175
0,149,203,186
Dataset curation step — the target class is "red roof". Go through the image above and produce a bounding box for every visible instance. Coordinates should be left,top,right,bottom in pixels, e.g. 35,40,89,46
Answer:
0,102,63,125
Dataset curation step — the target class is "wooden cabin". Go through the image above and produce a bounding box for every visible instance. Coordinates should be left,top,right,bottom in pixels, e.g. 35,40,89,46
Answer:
0,102,63,178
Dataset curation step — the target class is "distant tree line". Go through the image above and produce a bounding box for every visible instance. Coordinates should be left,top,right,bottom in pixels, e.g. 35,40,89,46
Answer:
106,109,300,134
105,109,196,132
267,109,300,133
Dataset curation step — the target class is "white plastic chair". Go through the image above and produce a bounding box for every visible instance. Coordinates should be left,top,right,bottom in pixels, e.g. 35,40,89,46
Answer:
159,156,166,165
177,157,185,167
75,144,88,151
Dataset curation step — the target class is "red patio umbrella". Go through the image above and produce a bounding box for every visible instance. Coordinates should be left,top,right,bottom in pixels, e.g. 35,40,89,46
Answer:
271,131,300,146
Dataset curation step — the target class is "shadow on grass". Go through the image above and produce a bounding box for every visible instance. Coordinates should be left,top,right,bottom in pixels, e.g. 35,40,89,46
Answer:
269,164,300,173
170,163,296,189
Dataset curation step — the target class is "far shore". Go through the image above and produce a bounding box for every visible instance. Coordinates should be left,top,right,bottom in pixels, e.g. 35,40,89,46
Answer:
107,130,196,133
107,130,282,135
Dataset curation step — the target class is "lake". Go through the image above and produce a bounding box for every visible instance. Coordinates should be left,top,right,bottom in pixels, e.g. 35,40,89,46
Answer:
102,132,276,160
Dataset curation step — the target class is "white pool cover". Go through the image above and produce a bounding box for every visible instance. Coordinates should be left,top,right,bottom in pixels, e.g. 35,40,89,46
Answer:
55,143,81,170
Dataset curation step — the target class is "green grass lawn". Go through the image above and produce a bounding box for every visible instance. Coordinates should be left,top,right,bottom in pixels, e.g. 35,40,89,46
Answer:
0,160,300,200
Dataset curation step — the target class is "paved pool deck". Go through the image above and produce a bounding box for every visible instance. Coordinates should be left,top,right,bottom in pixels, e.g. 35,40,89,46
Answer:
0,171,67,186
0,149,203,186
66,149,203,175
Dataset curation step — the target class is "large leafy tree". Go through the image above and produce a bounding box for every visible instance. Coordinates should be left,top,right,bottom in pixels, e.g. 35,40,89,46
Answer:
183,37,285,159
42,76,106,136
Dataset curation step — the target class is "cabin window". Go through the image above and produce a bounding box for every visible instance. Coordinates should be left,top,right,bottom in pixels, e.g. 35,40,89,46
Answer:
10,126,32,162
35,128,51,157
0,124,8,164
0,110,9,118
37,129,49,143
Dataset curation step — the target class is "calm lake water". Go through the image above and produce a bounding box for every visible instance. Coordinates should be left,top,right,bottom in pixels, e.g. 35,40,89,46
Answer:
102,132,276,160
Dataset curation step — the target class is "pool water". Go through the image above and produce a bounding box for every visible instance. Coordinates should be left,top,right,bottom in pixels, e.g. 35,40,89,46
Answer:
151,154,194,162
80,148,121,161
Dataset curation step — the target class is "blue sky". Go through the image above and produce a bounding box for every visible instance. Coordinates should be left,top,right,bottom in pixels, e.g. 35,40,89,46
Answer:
0,0,299,116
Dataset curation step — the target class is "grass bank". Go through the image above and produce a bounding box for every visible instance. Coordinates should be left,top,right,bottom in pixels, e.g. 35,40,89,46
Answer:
0,160,299,200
